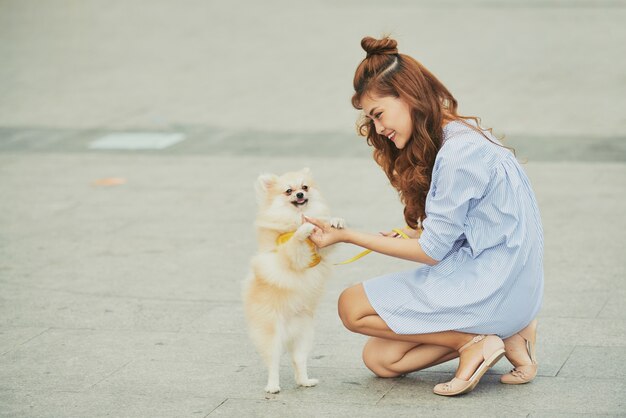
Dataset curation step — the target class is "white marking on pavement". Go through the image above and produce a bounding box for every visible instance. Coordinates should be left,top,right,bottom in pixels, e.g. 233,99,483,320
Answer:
89,132,186,150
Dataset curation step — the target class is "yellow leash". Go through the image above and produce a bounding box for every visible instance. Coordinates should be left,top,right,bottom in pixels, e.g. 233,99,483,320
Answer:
276,227,418,267
334,228,414,265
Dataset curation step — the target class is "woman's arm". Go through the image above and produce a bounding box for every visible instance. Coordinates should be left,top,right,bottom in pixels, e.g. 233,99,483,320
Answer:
305,216,439,266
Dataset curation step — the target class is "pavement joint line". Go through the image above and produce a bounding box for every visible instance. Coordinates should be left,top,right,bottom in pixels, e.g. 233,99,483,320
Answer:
0,327,51,356
594,295,612,318
87,359,134,391
374,379,398,406
205,398,228,417
553,345,578,378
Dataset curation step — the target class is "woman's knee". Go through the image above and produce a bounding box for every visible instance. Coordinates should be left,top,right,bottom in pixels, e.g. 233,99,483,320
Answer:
362,339,402,378
337,285,363,332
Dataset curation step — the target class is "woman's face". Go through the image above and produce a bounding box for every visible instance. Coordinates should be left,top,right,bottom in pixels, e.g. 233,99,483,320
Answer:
361,94,413,149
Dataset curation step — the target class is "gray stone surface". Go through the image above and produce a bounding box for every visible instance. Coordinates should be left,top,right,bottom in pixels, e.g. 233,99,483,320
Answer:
0,390,223,418
558,346,626,379
1,0,625,417
378,374,625,415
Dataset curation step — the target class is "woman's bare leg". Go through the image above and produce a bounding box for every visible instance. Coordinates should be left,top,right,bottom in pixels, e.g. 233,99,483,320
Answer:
362,337,459,377
339,284,494,381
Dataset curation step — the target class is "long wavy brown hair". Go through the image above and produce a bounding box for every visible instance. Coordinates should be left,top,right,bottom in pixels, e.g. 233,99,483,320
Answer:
352,36,501,230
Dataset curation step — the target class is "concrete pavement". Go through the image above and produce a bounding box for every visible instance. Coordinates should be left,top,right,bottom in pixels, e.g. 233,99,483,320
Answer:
1,0,625,417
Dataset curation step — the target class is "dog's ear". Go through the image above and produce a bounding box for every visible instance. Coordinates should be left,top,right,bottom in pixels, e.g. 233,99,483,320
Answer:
255,173,277,199
302,167,311,176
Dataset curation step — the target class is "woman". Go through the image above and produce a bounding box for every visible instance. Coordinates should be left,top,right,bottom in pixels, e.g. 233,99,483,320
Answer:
305,36,542,396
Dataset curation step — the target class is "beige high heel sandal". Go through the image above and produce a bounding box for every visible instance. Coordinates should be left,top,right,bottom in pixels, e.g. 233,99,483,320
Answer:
501,319,538,384
433,335,505,396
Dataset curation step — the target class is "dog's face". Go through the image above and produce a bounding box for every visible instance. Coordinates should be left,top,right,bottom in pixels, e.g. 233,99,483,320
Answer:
255,168,323,217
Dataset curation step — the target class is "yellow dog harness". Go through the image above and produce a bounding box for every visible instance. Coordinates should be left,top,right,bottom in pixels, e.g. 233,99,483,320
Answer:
276,232,322,268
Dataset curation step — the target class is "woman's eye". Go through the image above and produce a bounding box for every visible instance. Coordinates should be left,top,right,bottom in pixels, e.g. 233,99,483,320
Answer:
375,112,383,120
302,185,308,191
285,189,293,195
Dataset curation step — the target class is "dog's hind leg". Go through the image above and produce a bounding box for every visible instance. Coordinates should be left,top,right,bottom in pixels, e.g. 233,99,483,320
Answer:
265,321,283,394
288,315,318,387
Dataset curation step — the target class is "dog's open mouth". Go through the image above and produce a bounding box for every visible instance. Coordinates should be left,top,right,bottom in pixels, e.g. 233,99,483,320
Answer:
291,198,308,207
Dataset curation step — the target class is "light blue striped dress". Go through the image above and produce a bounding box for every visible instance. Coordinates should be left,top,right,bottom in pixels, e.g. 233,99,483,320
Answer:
363,120,544,339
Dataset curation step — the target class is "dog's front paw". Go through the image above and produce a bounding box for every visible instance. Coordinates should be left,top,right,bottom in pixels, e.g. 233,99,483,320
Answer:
265,384,281,394
297,378,319,387
330,217,346,229
294,222,316,240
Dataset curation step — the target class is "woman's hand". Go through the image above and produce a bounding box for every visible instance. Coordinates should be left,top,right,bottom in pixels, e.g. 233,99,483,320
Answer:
303,215,347,248
304,217,437,265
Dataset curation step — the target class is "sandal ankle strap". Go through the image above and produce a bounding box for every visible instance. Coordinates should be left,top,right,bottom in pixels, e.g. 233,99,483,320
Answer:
458,335,486,353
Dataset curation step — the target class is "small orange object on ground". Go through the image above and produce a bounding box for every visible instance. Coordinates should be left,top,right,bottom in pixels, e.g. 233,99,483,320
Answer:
92,177,127,186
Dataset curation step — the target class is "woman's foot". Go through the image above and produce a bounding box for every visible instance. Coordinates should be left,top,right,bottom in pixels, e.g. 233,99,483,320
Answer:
433,335,505,396
500,319,538,384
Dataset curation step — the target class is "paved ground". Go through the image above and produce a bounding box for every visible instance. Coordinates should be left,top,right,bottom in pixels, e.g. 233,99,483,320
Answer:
1,1,625,417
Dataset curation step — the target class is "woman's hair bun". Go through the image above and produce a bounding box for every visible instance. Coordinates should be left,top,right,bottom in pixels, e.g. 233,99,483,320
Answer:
361,36,398,57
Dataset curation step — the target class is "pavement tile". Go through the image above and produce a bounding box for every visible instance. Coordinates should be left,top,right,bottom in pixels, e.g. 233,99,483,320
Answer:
0,284,209,332
558,346,626,379
148,332,258,366
538,290,610,319
0,389,223,418
2,240,214,295
180,302,248,334
24,247,240,302
538,317,626,347
0,329,180,392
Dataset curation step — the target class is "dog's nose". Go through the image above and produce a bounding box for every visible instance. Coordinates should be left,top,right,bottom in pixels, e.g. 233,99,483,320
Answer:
296,192,304,199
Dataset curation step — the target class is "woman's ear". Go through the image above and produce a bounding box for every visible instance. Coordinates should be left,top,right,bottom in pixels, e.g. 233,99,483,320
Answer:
255,173,277,199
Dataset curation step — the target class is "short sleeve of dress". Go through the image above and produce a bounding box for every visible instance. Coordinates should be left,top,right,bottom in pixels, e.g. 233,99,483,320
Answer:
418,139,491,261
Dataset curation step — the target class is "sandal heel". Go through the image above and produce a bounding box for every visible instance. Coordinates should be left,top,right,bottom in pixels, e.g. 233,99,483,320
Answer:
501,320,538,385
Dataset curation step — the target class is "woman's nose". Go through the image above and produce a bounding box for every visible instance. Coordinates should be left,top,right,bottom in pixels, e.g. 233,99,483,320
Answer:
374,120,385,134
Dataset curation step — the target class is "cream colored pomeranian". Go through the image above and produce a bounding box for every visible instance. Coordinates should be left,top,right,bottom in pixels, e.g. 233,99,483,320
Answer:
242,168,344,394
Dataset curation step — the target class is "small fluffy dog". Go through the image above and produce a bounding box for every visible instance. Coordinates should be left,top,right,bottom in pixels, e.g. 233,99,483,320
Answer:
242,168,344,393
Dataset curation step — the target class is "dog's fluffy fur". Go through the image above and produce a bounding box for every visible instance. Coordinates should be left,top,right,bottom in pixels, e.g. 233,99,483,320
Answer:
242,168,344,393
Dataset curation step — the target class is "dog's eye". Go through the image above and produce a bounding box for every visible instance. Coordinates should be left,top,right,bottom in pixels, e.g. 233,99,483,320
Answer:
302,185,308,191
285,189,292,195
